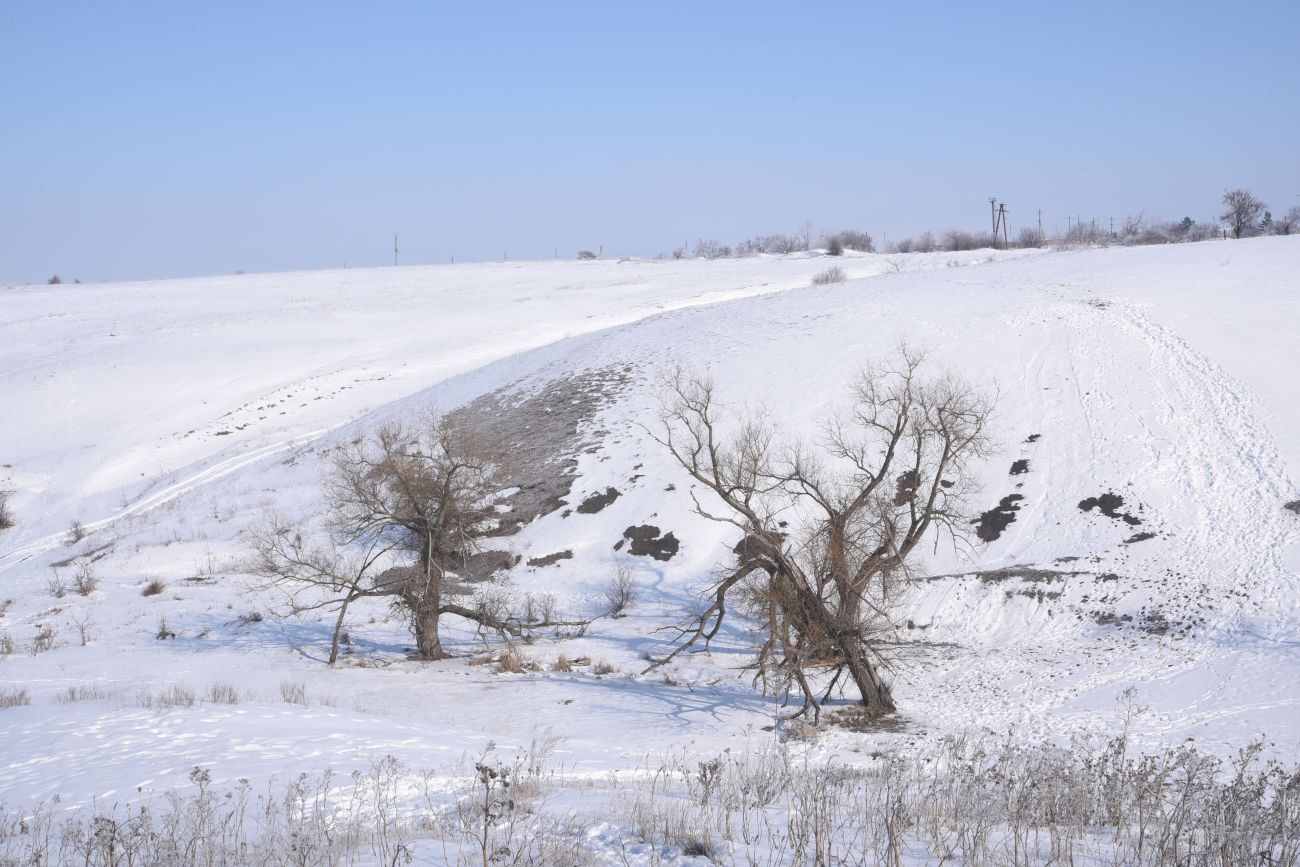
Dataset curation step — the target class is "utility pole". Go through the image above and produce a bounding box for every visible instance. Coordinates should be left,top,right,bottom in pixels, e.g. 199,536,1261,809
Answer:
997,203,1009,248
1037,209,1044,236
393,234,398,267
990,198,998,240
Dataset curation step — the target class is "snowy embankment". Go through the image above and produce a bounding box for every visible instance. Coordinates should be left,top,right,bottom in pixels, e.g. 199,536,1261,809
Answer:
1,240,1298,852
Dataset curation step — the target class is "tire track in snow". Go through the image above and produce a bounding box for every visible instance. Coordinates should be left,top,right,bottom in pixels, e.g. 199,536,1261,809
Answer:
1071,298,1296,626
0,426,341,572
917,294,1298,745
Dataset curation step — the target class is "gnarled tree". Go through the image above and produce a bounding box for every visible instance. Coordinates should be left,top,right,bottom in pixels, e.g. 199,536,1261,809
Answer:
650,349,993,720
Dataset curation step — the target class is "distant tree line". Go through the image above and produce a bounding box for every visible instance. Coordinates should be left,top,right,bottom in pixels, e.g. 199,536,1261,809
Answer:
659,188,1295,262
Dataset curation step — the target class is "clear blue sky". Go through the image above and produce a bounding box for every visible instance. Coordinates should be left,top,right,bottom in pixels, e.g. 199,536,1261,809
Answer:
3,0,1298,282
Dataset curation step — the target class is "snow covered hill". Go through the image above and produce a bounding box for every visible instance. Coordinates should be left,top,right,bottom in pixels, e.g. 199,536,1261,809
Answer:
1,238,1298,819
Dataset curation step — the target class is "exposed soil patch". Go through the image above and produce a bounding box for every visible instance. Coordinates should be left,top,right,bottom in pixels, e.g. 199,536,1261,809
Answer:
446,367,630,536
1078,492,1142,526
378,549,520,591
1009,459,1030,475
974,566,1073,584
50,543,113,568
527,550,573,568
1006,588,1062,602
1285,500,1300,515
824,705,909,733
616,525,680,561
576,487,621,514
1025,433,1041,443
1094,609,1190,637
1123,531,1156,545
893,470,920,506
972,494,1024,542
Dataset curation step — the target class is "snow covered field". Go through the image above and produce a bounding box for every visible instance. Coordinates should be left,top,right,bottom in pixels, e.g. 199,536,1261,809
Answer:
1,238,1298,861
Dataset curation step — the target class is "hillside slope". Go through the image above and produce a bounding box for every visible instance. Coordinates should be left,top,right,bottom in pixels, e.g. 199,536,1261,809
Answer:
1,239,1297,812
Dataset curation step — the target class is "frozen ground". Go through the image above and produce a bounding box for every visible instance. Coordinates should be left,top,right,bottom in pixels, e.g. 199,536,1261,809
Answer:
1,239,1298,856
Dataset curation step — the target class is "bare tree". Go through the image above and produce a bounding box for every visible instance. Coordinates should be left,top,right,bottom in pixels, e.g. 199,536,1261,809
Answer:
1220,188,1266,238
325,414,524,659
252,412,589,663
649,349,993,720
246,511,394,664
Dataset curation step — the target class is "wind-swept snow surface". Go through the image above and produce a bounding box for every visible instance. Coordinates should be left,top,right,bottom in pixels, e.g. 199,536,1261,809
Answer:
1,240,1297,848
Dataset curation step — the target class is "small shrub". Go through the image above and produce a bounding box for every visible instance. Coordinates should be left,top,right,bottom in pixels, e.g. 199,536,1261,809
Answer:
207,682,240,705
0,687,30,709
73,563,98,596
64,519,86,545
48,275,62,285
825,229,874,252
0,633,15,656
279,680,308,705
576,250,597,260
30,625,55,654
893,237,914,253
156,616,176,640
826,235,844,256
553,652,573,672
71,614,93,646
942,229,996,251
693,239,731,260
915,231,936,253
1018,226,1045,248
604,562,639,618
142,579,167,597
592,659,616,676
811,266,846,285
47,572,67,598
0,491,13,530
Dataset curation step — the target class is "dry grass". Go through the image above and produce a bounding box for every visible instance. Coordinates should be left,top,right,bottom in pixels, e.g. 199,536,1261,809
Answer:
55,683,110,704
279,680,308,705
141,578,167,597
592,659,616,675
206,682,240,705
0,687,29,709
138,683,197,711
29,625,55,654
495,649,528,674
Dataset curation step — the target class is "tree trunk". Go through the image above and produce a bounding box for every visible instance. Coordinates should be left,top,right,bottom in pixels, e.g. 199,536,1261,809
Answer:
328,597,351,665
411,601,445,659
840,635,895,712
409,545,447,659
